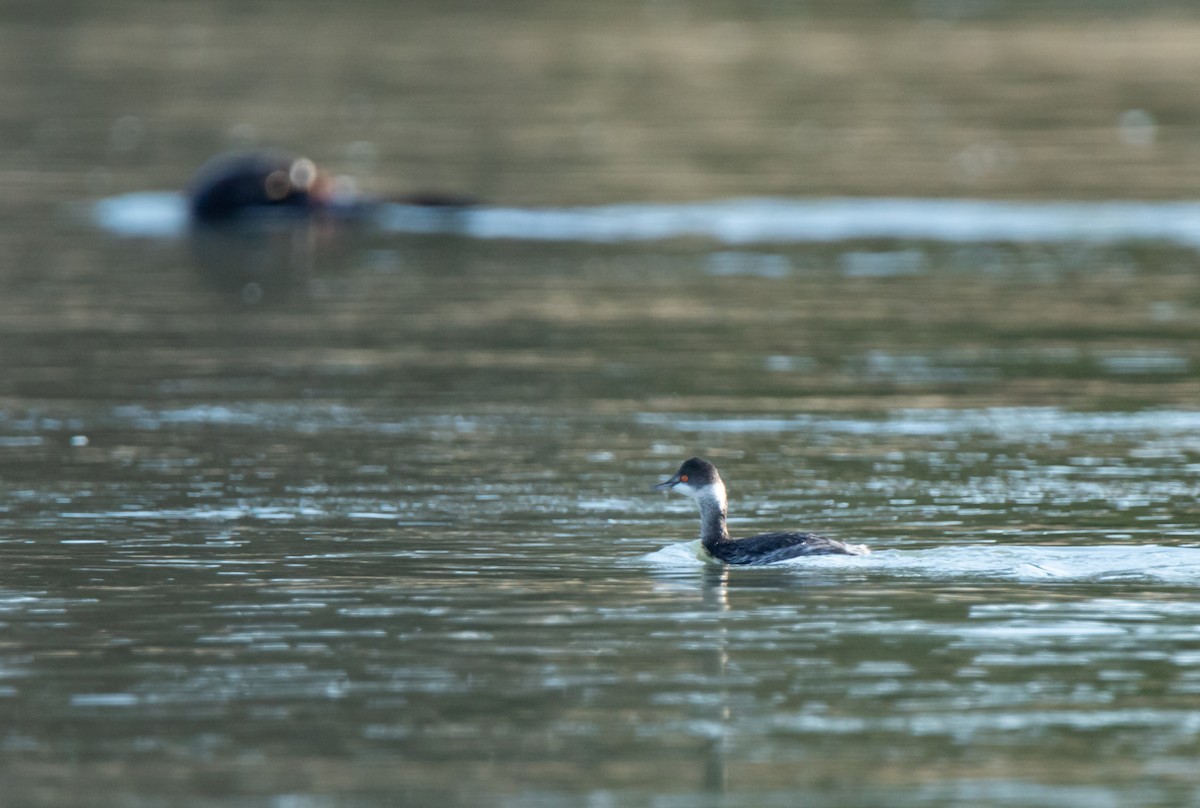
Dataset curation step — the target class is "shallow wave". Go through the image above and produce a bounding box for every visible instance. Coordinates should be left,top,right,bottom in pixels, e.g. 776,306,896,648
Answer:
412,198,1200,247
91,192,188,238
640,407,1200,438
92,193,1200,247
643,541,1200,583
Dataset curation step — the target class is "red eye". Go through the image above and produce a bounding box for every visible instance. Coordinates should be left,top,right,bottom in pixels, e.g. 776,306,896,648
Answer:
680,474,688,482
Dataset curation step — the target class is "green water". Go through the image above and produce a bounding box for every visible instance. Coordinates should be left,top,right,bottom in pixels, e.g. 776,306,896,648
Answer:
7,2,1200,806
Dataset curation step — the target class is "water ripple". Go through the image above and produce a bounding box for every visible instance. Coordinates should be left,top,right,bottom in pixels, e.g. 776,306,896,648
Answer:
643,542,1200,583
93,193,1200,247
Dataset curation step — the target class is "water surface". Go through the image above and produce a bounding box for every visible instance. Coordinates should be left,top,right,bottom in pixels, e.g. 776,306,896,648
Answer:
10,2,1200,806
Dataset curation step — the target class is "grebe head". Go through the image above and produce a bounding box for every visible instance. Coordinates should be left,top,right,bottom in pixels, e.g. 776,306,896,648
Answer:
654,457,726,503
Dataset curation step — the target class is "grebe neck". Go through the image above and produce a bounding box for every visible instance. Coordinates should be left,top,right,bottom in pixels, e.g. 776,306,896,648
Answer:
694,483,731,548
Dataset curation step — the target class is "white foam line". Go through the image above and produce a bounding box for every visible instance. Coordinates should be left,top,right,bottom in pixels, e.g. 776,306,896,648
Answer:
416,198,1200,247
643,542,1200,583
95,193,1200,247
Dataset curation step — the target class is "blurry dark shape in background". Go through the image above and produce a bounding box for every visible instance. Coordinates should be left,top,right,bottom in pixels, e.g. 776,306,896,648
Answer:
186,150,475,304
188,151,342,223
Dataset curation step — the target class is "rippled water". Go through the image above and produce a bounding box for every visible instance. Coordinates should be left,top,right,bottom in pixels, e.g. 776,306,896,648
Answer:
93,192,1200,247
10,232,1200,808
13,2,1200,806
7,396,1200,805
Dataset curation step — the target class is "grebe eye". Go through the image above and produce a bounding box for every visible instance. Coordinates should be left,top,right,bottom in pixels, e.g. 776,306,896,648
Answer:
680,474,688,483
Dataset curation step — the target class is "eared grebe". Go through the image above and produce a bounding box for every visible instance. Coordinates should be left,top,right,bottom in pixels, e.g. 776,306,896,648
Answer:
654,457,869,565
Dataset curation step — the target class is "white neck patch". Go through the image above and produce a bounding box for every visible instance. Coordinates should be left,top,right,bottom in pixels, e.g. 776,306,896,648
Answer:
681,480,727,507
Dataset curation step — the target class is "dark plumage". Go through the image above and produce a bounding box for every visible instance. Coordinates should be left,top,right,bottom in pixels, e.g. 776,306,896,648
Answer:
186,150,478,224
187,151,331,223
654,457,868,565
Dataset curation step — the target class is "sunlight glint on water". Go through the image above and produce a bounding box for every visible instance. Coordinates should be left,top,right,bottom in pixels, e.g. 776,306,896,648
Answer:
17,2,1200,802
